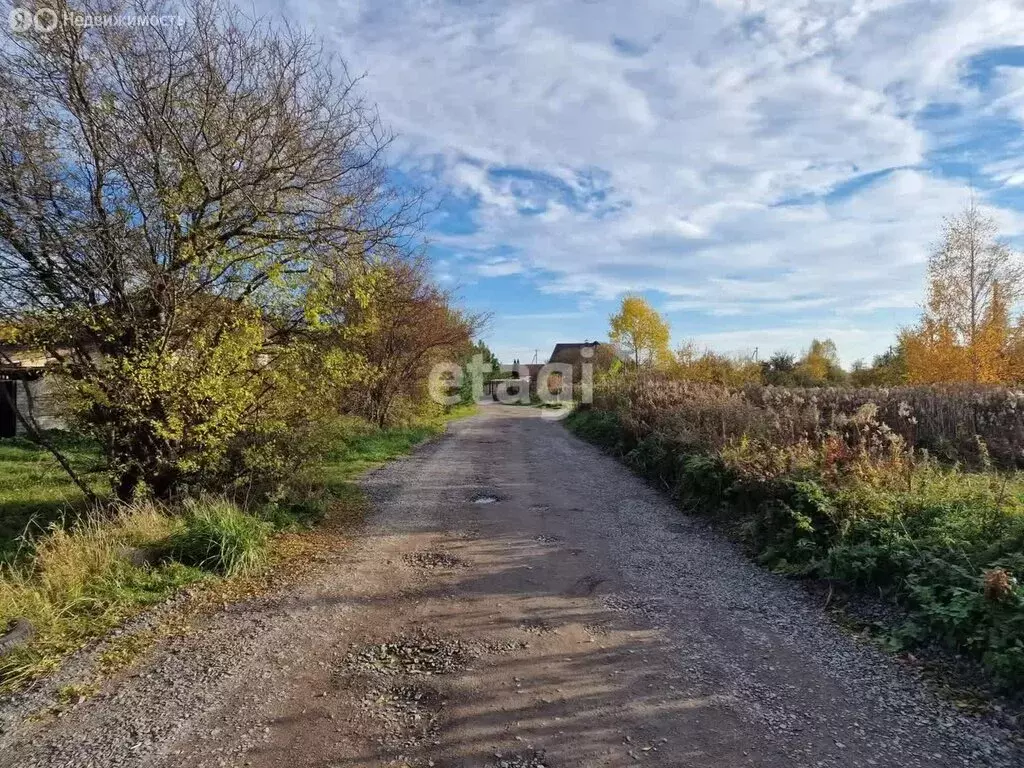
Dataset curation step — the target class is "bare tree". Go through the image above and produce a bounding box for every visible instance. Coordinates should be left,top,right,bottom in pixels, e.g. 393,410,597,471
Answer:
0,0,421,497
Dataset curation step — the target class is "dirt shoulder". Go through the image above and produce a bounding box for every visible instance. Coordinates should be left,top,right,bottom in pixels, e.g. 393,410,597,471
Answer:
1,406,1020,767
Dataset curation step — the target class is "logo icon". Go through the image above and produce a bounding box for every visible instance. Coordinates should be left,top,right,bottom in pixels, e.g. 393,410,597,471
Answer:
9,7,32,32
8,6,61,32
34,8,57,32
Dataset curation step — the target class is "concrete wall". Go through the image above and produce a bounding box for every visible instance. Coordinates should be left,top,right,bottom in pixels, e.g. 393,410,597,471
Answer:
15,377,65,434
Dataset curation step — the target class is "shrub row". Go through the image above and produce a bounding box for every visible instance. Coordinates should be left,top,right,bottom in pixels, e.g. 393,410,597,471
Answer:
566,403,1024,690
595,373,1024,467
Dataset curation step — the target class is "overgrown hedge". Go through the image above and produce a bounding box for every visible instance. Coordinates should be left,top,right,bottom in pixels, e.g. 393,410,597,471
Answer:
596,373,1024,468
566,404,1024,691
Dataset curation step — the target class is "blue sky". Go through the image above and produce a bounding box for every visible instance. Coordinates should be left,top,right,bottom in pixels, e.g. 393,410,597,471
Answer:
275,0,1024,365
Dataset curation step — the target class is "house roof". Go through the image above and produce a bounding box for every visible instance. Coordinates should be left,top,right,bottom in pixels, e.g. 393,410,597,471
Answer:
549,341,602,361
0,364,44,380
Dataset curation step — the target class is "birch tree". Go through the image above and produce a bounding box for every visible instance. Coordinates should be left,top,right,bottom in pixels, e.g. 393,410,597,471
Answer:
905,202,1024,383
609,295,672,367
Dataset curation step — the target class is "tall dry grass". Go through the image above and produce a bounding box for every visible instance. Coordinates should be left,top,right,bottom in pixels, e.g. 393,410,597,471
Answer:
578,372,1024,688
598,372,1024,466
0,498,275,689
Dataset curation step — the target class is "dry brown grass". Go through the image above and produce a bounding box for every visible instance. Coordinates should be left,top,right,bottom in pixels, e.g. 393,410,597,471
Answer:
0,503,190,689
599,372,1024,467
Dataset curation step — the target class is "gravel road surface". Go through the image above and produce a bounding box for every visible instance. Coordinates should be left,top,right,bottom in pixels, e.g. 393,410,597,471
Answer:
1,405,1020,767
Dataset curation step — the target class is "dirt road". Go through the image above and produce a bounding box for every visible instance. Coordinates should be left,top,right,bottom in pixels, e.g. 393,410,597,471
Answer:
1,406,1020,767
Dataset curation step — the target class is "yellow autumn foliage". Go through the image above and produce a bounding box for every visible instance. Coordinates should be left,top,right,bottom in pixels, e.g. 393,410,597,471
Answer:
903,204,1024,385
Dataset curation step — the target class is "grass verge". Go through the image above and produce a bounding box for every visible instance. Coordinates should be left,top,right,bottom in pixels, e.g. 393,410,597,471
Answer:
565,408,1024,695
0,503,207,690
320,404,476,491
0,406,475,693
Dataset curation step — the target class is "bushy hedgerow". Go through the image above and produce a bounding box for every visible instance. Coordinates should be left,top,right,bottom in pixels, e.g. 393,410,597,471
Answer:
566,400,1024,690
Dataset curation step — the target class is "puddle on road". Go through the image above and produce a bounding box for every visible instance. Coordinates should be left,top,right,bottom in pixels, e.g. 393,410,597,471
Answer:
472,494,499,504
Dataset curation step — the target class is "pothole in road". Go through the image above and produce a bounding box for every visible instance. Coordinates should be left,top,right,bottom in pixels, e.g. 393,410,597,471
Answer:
472,494,499,504
403,551,469,569
517,618,554,635
365,683,445,742
487,750,549,768
347,635,472,676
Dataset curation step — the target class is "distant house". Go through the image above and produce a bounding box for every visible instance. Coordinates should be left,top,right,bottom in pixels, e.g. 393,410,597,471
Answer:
548,341,604,368
485,345,621,402
549,341,626,373
521,363,544,388
485,358,541,399
0,346,63,438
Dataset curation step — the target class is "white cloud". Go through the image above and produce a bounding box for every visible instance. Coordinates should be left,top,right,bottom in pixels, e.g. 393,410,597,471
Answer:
476,259,525,277
992,65,1024,123
275,0,1024,348
452,168,1023,313
984,157,1024,188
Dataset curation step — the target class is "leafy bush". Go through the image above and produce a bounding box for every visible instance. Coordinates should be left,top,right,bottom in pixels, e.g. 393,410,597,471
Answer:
740,479,836,574
166,498,271,576
565,410,627,452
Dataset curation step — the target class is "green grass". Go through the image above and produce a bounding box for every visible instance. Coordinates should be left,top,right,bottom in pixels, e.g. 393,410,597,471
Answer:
0,502,208,690
320,404,476,491
166,498,271,576
0,435,103,562
0,407,478,692
0,494,283,692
